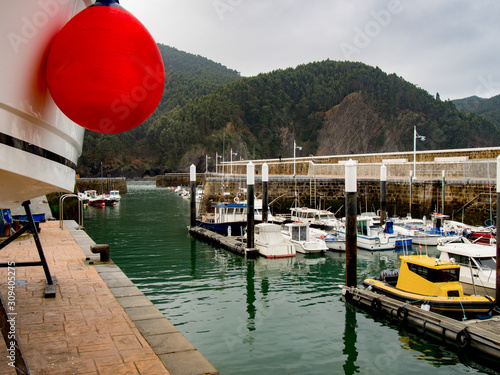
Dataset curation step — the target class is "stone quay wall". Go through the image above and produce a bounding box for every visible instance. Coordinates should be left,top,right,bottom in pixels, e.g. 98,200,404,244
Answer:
157,147,500,225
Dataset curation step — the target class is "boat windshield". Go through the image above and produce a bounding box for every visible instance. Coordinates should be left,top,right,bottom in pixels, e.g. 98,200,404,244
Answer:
319,213,334,220
408,263,459,283
474,257,496,270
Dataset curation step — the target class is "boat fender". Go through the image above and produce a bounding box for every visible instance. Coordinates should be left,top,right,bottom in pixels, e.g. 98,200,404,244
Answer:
456,328,471,349
371,298,381,314
397,306,408,321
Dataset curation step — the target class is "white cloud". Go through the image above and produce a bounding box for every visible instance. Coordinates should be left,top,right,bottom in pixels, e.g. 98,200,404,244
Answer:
120,0,500,99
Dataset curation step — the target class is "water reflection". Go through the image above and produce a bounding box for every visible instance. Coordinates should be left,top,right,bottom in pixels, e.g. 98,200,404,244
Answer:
81,182,498,375
343,303,359,375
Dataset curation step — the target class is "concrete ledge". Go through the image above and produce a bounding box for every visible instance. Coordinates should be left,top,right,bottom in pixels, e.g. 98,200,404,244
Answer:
66,223,219,375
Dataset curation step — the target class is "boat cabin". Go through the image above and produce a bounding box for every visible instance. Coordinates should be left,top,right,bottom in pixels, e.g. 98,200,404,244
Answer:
283,222,309,241
357,217,373,236
210,203,246,224
291,207,317,224
396,255,463,298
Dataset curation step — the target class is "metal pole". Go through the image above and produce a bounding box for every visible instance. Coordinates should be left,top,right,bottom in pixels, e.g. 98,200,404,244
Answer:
413,125,417,179
262,163,269,223
409,170,413,217
442,170,445,214
345,159,357,288
190,164,196,228
247,162,255,249
496,156,500,307
380,165,387,225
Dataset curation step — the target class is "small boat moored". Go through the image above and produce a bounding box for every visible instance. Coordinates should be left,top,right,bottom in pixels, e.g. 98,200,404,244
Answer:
254,223,296,258
281,222,328,254
363,254,495,318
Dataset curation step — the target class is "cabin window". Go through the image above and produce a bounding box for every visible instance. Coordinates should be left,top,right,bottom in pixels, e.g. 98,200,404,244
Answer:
447,290,460,297
448,253,470,267
408,263,459,282
475,257,496,270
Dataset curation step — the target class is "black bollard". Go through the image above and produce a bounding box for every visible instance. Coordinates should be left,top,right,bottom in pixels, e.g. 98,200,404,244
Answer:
345,160,357,288
262,163,269,223
190,164,196,228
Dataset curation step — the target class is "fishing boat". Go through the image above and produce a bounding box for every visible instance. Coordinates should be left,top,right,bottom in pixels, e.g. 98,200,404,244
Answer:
197,202,247,236
438,237,496,296
281,222,328,254
254,223,296,258
0,1,86,208
335,217,411,251
108,190,122,201
291,207,342,230
363,254,495,317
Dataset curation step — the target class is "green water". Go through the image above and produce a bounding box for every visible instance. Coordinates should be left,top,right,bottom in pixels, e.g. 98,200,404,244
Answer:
83,181,498,375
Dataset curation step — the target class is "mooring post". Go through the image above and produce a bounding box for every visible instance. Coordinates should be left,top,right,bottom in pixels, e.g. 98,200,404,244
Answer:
496,156,500,307
409,170,413,216
190,164,196,228
442,170,445,214
247,161,255,249
262,163,269,223
345,159,357,288
380,164,387,225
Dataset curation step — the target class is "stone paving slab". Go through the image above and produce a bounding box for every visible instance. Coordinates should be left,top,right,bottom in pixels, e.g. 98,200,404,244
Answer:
0,221,219,375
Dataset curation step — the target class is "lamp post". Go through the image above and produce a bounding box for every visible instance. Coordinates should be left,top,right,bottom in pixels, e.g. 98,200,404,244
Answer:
413,125,426,178
205,154,211,173
216,152,222,175
230,148,237,175
293,140,302,178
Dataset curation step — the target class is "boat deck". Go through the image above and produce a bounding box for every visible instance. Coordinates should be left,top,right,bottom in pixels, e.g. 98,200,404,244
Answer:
0,221,218,375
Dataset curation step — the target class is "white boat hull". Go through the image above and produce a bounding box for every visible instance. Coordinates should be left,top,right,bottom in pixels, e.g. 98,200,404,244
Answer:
0,1,86,206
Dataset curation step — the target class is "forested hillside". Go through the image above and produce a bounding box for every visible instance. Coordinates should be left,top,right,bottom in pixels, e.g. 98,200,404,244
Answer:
453,95,500,128
76,46,500,177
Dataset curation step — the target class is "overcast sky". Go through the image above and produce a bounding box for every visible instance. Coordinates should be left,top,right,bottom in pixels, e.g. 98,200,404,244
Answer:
120,0,500,100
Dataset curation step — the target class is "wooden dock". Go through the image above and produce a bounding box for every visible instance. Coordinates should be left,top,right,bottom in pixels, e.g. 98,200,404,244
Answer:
188,226,258,257
342,286,500,359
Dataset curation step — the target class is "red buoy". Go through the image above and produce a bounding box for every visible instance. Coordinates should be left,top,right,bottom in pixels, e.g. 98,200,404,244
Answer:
46,0,165,133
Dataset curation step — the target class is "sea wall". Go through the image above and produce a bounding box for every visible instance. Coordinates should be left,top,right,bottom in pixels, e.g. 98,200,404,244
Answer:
75,177,127,194
157,147,500,225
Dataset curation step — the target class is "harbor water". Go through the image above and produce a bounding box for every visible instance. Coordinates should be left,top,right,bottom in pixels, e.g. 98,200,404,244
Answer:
83,181,498,375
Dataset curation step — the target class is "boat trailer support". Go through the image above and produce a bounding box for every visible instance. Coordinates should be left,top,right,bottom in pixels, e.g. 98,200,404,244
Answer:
0,200,56,298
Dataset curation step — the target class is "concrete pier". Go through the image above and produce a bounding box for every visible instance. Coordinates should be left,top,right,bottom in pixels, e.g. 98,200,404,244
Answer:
0,221,218,375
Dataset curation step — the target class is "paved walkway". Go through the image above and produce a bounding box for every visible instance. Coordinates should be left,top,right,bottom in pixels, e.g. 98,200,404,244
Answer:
0,221,218,375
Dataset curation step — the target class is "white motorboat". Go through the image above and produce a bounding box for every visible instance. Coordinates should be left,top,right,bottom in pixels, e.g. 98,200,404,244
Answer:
438,237,496,296
359,212,381,226
388,220,441,246
0,1,86,208
336,217,411,251
254,223,296,258
291,207,342,230
281,222,328,254
310,228,346,251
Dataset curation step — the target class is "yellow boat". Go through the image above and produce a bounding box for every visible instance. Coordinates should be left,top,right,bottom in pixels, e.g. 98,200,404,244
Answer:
363,255,495,316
